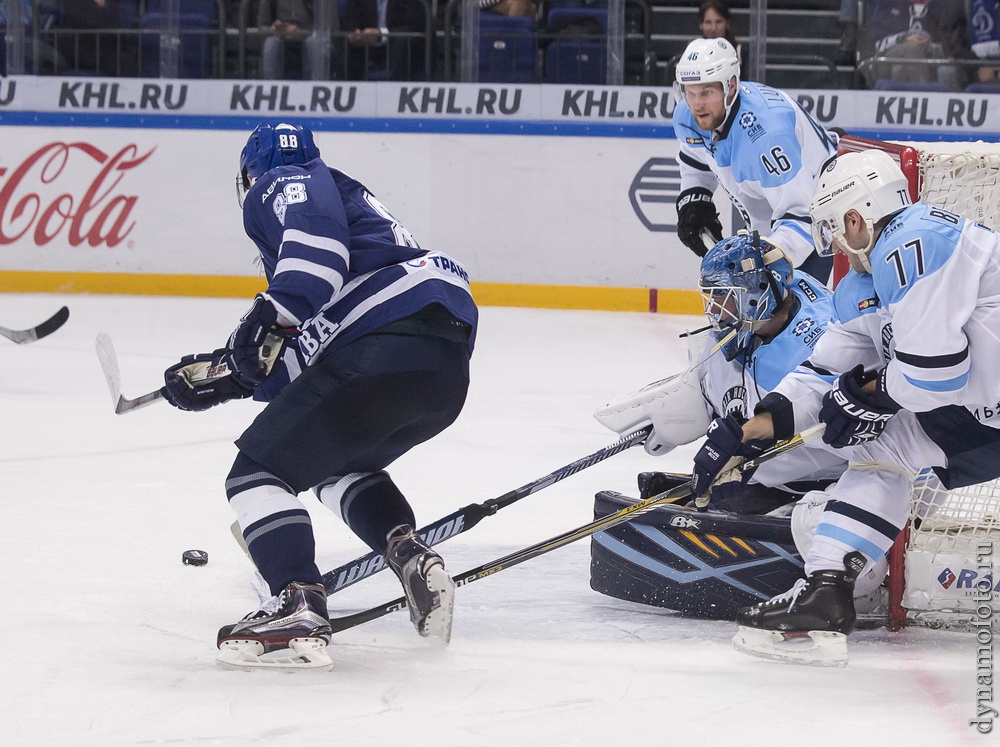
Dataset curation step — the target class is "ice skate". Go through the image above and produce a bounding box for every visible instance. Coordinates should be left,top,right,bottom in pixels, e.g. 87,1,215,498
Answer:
385,525,455,644
216,581,333,671
732,552,865,667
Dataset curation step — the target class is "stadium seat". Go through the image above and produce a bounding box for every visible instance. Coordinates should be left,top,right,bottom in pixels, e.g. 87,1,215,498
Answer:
873,79,951,93
544,7,607,84
965,82,1000,93
479,14,536,83
140,12,214,78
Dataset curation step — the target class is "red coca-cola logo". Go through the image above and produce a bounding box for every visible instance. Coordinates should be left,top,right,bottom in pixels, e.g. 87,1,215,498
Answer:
0,142,154,247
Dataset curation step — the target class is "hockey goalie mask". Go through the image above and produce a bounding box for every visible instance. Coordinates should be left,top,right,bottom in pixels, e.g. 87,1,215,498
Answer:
237,122,321,207
674,38,741,125
809,150,911,273
699,231,793,361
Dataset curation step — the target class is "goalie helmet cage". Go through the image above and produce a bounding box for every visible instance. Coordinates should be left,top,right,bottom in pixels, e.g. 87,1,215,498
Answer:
835,134,1000,632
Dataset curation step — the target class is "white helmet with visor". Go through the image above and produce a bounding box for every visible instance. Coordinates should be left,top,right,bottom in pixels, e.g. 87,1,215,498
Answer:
809,150,911,273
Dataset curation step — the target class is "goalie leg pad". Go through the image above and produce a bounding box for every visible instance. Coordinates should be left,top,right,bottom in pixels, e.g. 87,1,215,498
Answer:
731,627,849,667
590,491,803,620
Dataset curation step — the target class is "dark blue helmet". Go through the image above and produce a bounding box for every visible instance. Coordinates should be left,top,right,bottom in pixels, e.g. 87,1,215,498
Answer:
237,122,320,206
699,231,793,361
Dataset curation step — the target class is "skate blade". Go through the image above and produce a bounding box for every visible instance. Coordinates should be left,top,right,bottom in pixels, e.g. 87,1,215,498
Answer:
215,637,334,671
732,626,848,667
418,564,455,646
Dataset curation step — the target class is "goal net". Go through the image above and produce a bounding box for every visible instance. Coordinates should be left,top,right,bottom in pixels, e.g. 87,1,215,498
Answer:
836,135,1000,631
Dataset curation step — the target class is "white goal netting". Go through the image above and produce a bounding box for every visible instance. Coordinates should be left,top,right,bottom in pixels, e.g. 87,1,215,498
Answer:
889,140,1000,629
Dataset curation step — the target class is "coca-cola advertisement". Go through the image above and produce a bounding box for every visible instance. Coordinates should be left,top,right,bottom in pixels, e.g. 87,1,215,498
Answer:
0,128,250,276
0,141,151,248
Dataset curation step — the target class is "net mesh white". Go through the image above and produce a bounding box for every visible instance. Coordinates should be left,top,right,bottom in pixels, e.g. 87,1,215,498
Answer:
888,140,1000,628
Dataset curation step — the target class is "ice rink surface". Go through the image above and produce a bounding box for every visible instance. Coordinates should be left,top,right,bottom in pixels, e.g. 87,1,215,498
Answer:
0,293,980,746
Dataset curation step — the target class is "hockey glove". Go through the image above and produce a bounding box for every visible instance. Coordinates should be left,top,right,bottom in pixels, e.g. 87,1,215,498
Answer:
162,350,254,412
675,187,723,257
692,414,773,508
819,365,901,449
226,294,281,388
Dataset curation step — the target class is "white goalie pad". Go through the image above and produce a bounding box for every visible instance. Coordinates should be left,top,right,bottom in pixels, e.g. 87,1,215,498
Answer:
593,370,711,456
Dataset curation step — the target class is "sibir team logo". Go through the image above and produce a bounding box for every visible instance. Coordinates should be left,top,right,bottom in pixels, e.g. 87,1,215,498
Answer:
629,157,683,232
739,112,757,129
793,318,814,336
938,568,957,589
721,385,748,419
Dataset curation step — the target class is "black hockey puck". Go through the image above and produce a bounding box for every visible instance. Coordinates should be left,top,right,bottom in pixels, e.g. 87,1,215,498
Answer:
182,549,209,566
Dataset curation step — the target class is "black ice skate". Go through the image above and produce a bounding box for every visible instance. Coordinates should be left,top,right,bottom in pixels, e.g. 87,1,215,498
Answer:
731,551,866,667
385,525,455,644
216,581,333,671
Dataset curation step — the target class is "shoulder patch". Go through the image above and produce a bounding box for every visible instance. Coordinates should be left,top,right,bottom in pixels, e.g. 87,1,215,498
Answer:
796,279,818,302
686,137,705,145
858,296,878,311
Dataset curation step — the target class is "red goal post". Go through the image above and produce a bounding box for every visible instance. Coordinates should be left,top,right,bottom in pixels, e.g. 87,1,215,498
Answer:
832,135,1000,632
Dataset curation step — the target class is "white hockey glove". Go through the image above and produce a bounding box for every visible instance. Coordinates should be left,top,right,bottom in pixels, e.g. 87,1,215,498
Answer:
594,370,712,456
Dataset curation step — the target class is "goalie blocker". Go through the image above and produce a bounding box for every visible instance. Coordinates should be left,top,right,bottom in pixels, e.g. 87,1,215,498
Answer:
591,490,804,620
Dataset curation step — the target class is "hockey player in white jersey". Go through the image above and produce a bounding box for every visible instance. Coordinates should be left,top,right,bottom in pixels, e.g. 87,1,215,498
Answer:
691,149,1000,666
673,37,839,282
160,123,477,670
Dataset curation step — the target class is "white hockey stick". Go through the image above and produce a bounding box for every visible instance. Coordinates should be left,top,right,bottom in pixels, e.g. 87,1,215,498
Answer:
0,306,69,344
95,332,164,414
95,331,287,415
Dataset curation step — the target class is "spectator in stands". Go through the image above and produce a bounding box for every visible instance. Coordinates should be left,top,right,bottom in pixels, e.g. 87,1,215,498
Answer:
664,0,743,84
859,0,972,91
55,0,137,76
697,0,744,75
258,0,330,80
480,0,537,18
969,0,1000,83
340,0,427,81
835,0,858,65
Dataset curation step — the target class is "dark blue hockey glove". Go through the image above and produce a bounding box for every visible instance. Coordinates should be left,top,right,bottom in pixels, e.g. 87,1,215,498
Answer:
163,350,254,412
226,294,281,388
692,414,773,507
819,365,901,448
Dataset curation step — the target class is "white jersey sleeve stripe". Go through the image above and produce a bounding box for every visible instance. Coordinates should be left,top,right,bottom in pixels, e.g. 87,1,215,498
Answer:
280,229,349,265
274,257,345,295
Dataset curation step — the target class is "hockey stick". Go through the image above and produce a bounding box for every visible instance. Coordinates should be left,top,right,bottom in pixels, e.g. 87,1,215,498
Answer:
95,332,165,414
95,330,287,415
0,306,69,344
318,425,653,595
326,423,826,634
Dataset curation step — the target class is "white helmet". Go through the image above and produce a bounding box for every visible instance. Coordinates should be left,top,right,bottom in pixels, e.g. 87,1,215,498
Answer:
675,37,741,88
809,150,911,272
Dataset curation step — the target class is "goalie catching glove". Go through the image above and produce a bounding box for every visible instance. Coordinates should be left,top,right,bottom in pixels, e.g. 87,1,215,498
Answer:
675,187,723,257
819,365,900,448
691,414,775,508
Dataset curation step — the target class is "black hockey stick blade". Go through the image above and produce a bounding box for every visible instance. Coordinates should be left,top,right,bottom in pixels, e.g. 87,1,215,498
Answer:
95,332,164,415
319,426,653,595
326,424,825,634
0,306,69,344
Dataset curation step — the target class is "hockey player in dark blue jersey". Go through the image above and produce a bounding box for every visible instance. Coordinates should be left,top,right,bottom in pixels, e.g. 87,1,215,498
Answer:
161,122,478,670
672,37,840,282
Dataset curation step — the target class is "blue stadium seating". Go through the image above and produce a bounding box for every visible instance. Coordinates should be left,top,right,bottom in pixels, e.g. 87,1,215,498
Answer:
479,14,536,83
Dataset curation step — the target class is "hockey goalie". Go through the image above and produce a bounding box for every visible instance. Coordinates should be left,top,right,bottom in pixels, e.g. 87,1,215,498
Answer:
591,230,888,665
